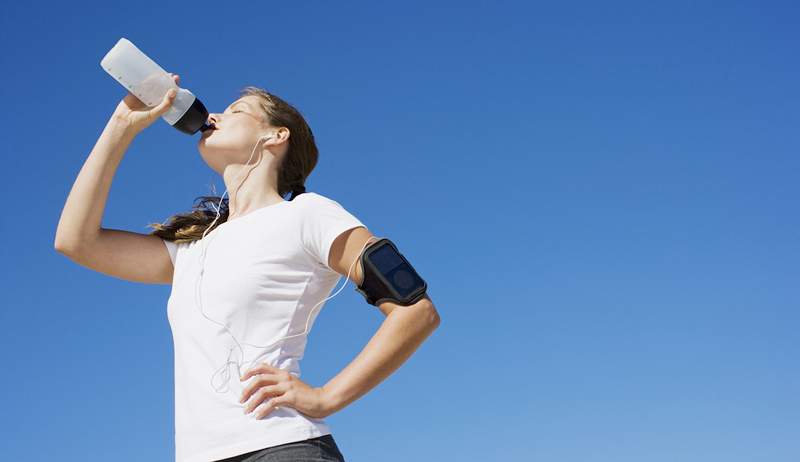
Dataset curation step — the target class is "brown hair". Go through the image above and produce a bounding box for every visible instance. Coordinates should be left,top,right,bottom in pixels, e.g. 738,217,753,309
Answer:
147,86,318,244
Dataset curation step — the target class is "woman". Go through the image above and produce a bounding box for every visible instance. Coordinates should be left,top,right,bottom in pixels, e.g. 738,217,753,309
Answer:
54,73,441,462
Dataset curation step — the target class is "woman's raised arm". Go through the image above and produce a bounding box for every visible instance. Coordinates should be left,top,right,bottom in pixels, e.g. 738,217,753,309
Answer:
54,74,181,285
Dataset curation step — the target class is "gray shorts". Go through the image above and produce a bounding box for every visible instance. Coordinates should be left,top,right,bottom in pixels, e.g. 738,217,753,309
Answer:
214,434,345,462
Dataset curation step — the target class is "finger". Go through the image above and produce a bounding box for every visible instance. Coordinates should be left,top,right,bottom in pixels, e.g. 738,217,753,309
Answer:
148,88,177,118
239,373,280,404
254,395,287,419
240,362,279,382
243,385,282,414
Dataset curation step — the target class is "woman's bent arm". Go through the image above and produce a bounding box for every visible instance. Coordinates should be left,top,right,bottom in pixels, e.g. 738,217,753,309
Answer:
54,116,133,252
321,296,440,415
54,116,173,285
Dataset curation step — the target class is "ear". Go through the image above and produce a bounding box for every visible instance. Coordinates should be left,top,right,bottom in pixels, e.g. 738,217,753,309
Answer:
275,126,290,144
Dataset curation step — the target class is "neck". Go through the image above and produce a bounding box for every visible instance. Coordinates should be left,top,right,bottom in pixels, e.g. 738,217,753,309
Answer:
222,161,283,219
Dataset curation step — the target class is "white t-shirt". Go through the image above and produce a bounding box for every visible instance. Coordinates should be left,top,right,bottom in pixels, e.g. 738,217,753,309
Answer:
161,192,365,462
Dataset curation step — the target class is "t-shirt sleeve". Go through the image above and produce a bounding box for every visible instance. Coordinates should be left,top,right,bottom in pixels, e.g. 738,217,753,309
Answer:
162,238,178,267
300,195,366,273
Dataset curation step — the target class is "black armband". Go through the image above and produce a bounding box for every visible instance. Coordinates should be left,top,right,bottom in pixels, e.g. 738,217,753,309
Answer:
354,238,428,306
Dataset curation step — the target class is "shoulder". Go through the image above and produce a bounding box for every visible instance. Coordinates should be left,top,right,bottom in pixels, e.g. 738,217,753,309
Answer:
296,191,336,203
293,192,348,210
292,192,363,229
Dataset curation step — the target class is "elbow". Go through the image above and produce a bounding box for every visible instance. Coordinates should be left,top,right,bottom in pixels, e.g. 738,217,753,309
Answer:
53,237,69,255
428,311,441,330
54,227,96,257
378,295,441,327
54,235,83,258
53,227,74,254
54,243,75,260
430,308,441,328
53,235,75,256
419,297,440,328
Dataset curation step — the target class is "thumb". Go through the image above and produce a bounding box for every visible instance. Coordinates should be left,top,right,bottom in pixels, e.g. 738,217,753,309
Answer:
150,88,178,118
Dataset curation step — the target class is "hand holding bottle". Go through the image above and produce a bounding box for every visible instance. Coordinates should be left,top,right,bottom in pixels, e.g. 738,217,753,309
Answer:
100,38,211,135
111,73,181,135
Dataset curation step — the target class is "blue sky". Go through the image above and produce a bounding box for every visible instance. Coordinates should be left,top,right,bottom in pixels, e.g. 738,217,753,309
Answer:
2,1,798,461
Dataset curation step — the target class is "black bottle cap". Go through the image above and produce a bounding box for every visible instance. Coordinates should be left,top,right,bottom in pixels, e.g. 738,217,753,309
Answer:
173,97,210,135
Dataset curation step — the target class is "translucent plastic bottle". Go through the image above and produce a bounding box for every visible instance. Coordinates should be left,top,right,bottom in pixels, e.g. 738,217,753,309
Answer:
100,38,214,135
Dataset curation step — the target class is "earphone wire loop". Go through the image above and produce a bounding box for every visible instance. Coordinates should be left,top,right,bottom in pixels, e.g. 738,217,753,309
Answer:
195,134,372,394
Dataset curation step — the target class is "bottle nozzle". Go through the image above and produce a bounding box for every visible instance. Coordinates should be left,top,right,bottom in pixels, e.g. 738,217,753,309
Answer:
200,122,216,133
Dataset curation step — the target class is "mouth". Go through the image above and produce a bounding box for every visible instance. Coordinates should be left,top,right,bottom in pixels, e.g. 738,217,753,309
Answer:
201,125,217,136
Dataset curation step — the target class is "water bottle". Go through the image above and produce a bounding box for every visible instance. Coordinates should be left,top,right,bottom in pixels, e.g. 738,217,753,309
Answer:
100,38,214,135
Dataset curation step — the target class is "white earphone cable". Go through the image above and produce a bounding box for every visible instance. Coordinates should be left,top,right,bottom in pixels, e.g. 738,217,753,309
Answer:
193,133,378,393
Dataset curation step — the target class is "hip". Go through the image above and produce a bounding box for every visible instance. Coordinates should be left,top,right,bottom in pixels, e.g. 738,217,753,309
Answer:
214,434,345,462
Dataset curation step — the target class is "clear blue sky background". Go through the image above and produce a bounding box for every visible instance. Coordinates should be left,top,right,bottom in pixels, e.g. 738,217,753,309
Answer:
2,1,798,461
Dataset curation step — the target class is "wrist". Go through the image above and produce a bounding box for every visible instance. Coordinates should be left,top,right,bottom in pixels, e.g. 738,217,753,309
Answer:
107,114,139,139
319,385,342,416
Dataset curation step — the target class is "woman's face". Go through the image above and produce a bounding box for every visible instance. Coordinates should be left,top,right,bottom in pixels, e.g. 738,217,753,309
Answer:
197,95,275,174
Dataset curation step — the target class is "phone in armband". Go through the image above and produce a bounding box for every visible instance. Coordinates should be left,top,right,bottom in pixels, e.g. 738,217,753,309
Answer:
355,238,428,307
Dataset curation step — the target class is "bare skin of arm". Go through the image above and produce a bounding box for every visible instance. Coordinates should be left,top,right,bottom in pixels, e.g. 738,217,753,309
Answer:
54,74,181,285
